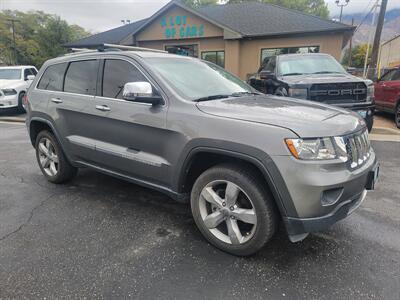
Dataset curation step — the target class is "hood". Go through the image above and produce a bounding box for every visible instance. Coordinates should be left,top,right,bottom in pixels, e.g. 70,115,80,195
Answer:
281,73,367,86
0,79,21,89
196,95,365,137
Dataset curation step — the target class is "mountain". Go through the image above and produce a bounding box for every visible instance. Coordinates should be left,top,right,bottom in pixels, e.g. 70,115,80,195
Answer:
336,8,400,45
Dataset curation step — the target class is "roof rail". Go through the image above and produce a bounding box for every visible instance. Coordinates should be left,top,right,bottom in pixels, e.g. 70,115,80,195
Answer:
98,43,167,53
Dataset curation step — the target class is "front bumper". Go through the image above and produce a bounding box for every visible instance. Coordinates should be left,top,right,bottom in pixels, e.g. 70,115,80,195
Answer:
272,151,378,238
0,94,18,109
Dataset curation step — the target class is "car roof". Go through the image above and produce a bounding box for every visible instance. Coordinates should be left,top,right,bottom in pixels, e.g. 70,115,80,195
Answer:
0,65,36,69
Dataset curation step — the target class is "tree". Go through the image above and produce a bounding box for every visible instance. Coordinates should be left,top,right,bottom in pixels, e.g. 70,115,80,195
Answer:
0,10,90,67
226,0,329,19
180,0,218,8
342,44,371,68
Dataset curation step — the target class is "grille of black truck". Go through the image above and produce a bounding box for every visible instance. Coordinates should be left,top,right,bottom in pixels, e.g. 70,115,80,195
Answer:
309,82,367,104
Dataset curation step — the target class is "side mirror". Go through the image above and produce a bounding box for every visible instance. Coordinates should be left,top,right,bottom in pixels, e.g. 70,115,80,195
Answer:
346,67,356,74
26,75,35,81
122,82,163,106
259,70,275,80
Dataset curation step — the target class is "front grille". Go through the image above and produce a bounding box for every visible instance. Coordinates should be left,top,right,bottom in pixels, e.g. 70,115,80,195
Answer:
345,130,371,169
309,82,367,104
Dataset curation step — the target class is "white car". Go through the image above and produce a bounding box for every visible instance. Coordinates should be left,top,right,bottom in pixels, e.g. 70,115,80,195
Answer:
0,66,38,111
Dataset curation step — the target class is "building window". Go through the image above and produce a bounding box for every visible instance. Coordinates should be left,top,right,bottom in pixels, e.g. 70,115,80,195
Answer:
260,46,319,66
201,51,225,68
165,44,198,57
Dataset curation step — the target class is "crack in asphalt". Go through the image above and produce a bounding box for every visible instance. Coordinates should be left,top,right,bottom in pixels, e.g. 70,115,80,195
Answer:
0,192,60,242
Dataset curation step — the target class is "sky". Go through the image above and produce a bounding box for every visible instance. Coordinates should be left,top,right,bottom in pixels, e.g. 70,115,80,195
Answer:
1,0,399,33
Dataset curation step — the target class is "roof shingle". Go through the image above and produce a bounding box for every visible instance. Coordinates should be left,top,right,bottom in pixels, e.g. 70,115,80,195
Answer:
197,2,353,37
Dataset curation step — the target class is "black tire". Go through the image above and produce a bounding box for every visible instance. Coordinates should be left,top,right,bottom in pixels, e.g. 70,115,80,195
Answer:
35,130,77,183
17,92,26,113
366,115,374,132
395,104,400,129
190,163,278,256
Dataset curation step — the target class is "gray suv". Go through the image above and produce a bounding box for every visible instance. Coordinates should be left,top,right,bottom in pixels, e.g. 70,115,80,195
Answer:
25,48,379,256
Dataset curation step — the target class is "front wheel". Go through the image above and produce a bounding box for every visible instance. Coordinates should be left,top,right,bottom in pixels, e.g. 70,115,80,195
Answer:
190,164,277,256
395,105,400,129
17,92,26,113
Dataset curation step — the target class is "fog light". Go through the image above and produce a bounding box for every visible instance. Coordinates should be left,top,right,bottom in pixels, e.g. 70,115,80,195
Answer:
321,187,344,206
367,109,372,116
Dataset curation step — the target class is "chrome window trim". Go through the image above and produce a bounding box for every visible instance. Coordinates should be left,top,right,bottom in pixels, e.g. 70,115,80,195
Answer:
34,55,168,108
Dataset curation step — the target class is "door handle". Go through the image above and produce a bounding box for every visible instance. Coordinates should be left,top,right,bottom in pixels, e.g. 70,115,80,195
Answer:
51,97,63,104
95,105,110,112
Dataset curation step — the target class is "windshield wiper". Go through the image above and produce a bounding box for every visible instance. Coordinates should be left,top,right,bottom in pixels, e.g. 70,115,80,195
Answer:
312,71,341,74
281,72,303,76
193,94,231,102
230,91,261,97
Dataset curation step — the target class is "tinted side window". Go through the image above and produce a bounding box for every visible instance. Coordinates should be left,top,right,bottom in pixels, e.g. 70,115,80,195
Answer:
380,69,395,81
64,60,98,95
30,68,38,75
264,57,276,73
37,63,68,91
102,59,147,99
391,70,400,81
24,68,33,79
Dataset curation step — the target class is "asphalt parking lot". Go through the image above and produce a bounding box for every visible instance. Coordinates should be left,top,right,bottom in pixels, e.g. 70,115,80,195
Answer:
0,122,399,299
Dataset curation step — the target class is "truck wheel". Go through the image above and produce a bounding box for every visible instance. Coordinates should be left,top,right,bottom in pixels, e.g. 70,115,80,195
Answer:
396,104,400,129
366,115,374,132
190,164,277,256
35,130,77,183
17,92,26,113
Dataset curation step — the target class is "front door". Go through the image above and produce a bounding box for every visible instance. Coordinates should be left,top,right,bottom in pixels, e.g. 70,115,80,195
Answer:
89,57,170,186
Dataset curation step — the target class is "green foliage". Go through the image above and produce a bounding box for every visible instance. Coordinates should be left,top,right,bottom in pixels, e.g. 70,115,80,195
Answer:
226,0,329,19
0,10,90,67
342,44,371,68
180,0,219,8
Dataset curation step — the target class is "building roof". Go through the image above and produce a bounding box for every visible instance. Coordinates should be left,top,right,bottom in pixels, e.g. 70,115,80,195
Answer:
66,1,354,48
197,1,353,37
65,18,148,48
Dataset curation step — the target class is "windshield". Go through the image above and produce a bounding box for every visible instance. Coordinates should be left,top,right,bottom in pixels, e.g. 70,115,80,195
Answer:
0,69,21,80
145,57,253,101
278,55,346,76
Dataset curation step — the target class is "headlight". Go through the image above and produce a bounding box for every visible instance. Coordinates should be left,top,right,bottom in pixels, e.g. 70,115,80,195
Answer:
285,137,348,161
2,89,17,96
367,84,374,101
288,88,307,99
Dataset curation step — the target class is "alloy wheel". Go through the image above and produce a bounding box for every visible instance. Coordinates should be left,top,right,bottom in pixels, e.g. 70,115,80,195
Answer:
198,180,257,244
396,106,400,128
38,137,59,177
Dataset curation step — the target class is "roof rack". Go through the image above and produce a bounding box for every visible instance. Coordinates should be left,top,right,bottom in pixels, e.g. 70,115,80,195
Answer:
98,43,167,53
65,43,167,54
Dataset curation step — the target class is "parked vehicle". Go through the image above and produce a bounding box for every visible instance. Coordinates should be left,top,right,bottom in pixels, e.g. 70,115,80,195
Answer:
0,66,38,112
248,53,375,132
374,67,400,128
25,46,379,256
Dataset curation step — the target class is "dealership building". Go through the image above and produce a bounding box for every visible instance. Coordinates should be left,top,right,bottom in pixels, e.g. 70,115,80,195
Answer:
66,0,354,80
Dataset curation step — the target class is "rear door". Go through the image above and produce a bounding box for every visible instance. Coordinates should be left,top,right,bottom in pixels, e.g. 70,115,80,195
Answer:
382,69,400,111
47,59,100,162
88,57,169,186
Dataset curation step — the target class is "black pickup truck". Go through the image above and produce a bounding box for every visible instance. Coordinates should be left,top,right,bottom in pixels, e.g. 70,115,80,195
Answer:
248,53,375,131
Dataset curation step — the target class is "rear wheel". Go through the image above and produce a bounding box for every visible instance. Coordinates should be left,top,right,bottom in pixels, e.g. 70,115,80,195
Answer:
190,164,277,256
395,104,400,129
35,131,77,183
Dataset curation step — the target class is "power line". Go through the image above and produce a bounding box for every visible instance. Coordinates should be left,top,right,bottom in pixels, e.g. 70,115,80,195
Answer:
354,0,378,33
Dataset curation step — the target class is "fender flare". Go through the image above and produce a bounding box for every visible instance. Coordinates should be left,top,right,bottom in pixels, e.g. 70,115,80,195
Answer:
174,141,297,218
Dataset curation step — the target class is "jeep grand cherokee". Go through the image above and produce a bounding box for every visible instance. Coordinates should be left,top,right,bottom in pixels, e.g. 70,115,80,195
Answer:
25,48,379,256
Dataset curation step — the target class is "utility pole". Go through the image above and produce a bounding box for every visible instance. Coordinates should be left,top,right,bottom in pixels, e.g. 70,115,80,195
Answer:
367,0,388,79
6,18,19,65
348,17,354,67
363,1,379,78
